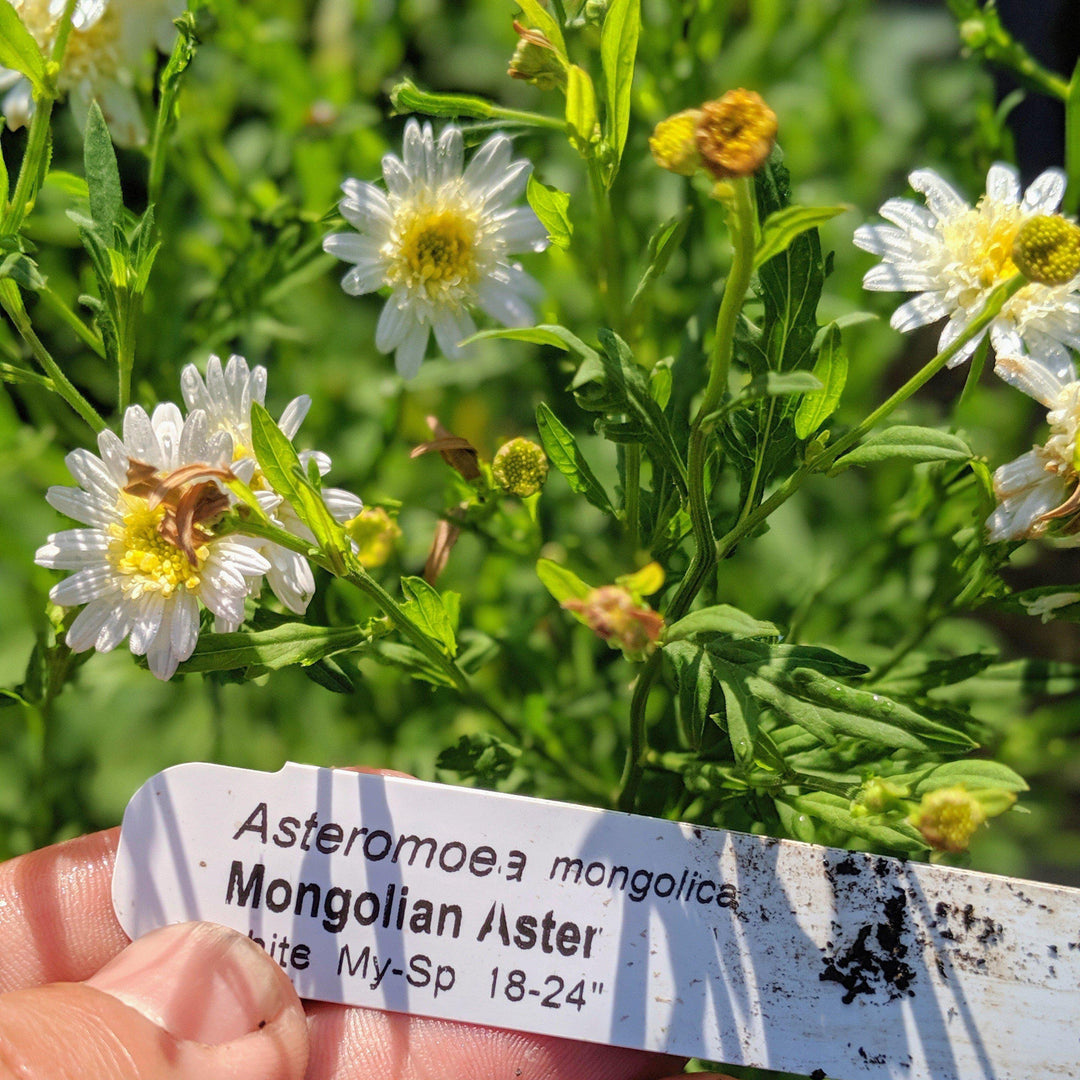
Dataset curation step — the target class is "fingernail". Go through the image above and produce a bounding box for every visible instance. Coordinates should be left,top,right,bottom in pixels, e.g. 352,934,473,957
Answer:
87,922,291,1044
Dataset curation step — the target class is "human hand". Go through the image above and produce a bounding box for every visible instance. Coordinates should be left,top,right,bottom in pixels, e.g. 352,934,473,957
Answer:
0,810,732,1078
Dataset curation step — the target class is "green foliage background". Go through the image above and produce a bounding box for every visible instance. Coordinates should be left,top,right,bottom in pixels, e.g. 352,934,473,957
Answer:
1,0,1078,905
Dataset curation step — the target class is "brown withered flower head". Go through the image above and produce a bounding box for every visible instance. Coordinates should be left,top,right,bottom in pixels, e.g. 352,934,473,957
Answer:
410,416,482,482
695,89,777,180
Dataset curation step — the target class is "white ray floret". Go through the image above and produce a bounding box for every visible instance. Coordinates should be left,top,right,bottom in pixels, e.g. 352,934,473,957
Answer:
35,404,270,680
323,119,550,378
854,163,1080,372
181,354,363,615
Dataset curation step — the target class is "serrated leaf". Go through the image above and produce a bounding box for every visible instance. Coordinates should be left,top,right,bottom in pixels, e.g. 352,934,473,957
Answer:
176,623,369,674
535,402,615,515
834,426,973,471
84,102,122,232
565,64,597,149
0,2,47,95
400,576,457,657
794,323,848,439
599,0,640,171
630,209,691,311
664,605,779,642
438,732,521,782
526,175,572,248
536,558,592,604
754,203,849,267
513,0,567,56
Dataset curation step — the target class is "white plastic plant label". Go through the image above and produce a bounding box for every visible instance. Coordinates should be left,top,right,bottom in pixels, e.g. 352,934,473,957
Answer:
112,762,1079,1080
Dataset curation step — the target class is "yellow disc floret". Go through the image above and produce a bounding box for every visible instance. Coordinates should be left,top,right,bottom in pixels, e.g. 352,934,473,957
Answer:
909,786,986,854
695,89,777,180
649,109,704,176
388,203,480,300
108,497,206,599
1013,214,1080,285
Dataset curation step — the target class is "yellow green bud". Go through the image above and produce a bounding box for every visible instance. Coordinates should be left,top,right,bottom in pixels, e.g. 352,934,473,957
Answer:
854,777,909,815
649,109,704,176
910,786,995,854
492,437,549,497
1012,215,1080,285
345,506,401,568
507,22,566,91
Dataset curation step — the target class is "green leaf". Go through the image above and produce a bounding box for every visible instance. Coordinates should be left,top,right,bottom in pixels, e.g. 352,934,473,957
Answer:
45,170,90,200
1065,57,1080,216
400,576,457,657
565,64,597,149
664,605,779,642
0,251,45,289
664,641,724,751
754,204,850,268
629,209,691,311
536,558,592,604
741,370,823,400
526,175,572,248
0,2,47,95
572,329,687,493
911,760,1028,796
460,323,598,356
718,673,759,767
369,640,457,687
781,793,925,850
249,402,346,556
712,639,869,678
176,623,369,674
437,732,521,782
599,0,640,171
83,102,122,233
535,402,615,515
833,426,973,471
794,323,848,439
513,0,567,56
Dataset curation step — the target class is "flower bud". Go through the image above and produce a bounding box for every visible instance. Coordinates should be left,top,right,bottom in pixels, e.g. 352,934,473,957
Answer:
1012,214,1080,285
492,437,549,497
909,786,989,854
649,109,704,176
507,22,566,90
695,89,777,180
853,777,909,815
562,585,664,660
345,506,401,568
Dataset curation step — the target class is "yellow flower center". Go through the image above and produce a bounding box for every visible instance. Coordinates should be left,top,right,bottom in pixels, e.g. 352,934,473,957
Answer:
694,89,777,180
1012,214,1080,285
108,496,207,599
942,200,1020,290
388,204,479,297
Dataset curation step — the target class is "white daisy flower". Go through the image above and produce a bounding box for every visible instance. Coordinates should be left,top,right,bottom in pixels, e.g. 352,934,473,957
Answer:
323,118,550,378
2,0,184,146
34,404,271,680
854,163,1080,371
180,354,363,614
987,354,1080,542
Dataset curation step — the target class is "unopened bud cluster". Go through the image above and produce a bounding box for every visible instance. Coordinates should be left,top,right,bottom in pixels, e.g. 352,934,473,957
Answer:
346,506,401,568
492,438,549,497
650,89,777,180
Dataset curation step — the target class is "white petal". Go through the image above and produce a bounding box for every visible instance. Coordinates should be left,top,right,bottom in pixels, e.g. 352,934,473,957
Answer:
480,160,532,209
463,134,513,194
64,448,118,501
985,163,1021,205
324,231,383,263
51,565,115,606
324,487,363,522
2,79,34,131
381,153,411,197
129,594,165,655
375,294,414,352
66,598,128,653
477,277,535,327
123,406,161,466
180,363,209,413
402,119,435,185
45,486,115,527
96,82,146,148
341,261,387,295
340,179,393,226
1021,168,1067,214
435,125,464,185
211,540,271,577
864,264,941,293
178,408,210,463
97,430,129,485
492,206,549,252
890,292,950,332
909,169,969,221
265,550,316,614
432,306,476,359
394,321,430,379
299,449,332,476
994,355,1071,406
279,396,311,439
35,529,109,570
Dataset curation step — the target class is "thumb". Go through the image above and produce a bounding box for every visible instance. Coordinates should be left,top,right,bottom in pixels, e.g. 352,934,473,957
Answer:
0,922,309,1080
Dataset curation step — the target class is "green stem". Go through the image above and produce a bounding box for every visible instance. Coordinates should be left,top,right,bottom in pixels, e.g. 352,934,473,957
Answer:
0,282,106,432
617,178,757,813
39,287,106,358
1,96,54,235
